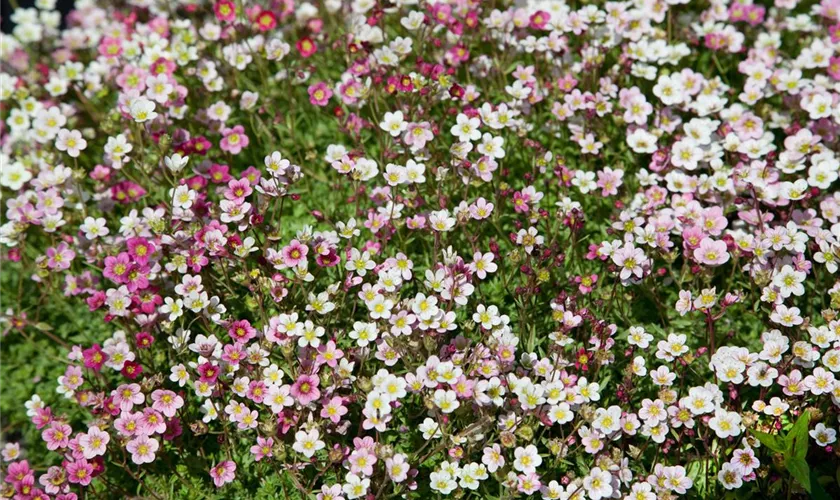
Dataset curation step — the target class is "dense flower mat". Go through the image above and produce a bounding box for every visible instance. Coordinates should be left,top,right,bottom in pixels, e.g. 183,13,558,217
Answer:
2,0,840,498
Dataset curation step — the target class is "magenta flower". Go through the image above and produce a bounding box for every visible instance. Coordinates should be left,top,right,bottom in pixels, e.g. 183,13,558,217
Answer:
308,82,333,106
126,237,155,264
82,344,108,372
103,252,132,284
228,319,256,343
209,460,236,488
290,374,321,406
196,362,220,384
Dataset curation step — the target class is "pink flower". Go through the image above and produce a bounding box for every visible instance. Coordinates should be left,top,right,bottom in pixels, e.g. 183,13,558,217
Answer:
250,437,273,461
79,427,110,459
219,126,249,155
281,240,309,268
139,408,167,435
151,389,184,418
114,411,141,437
611,243,648,280
126,435,159,464
290,374,321,406
98,37,123,57
42,422,71,451
308,82,333,106
224,178,252,203
210,460,236,488
222,343,246,366
596,167,624,196
316,341,344,368
575,274,598,294
46,243,75,271
403,121,434,150
5,460,32,486
320,397,348,424
348,448,376,476
693,238,730,266
65,459,94,486
112,383,145,412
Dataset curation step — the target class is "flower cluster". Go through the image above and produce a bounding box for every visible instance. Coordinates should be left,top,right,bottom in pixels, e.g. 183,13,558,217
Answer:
2,0,840,499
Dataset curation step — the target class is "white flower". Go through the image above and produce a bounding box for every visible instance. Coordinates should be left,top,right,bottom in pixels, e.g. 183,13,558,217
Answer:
342,473,370,499
418,418,442,440
429,470,457,494
512,444,542,473
708,409,742,439
809,423,837,447
80,217,109,239
349,321,378,347
433,389,460,413
172,185,197,209
572,170,597,193
386,454,410,483
770,304,803,327
450,113,481,142
346,248,375,276
804,93,832,119
130,98,158,123
477,133,505,159
548,403,574,424
55,128,87,158
771,265,805,298
592,406,622,435
429,209,455,232
292,429,325,458
583,467,614,500
0,162,32,190
400,11,425,30
145,74,174,104
164,154,190,173
627,326,653,349
626,129,658,154
379,111,407,137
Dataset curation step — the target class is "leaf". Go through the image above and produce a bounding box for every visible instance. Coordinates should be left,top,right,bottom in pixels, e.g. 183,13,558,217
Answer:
836,464,840,490
786,410,811,460
686,459,711,496
784,456,811,493
810,469,832,500
751,428,786,453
